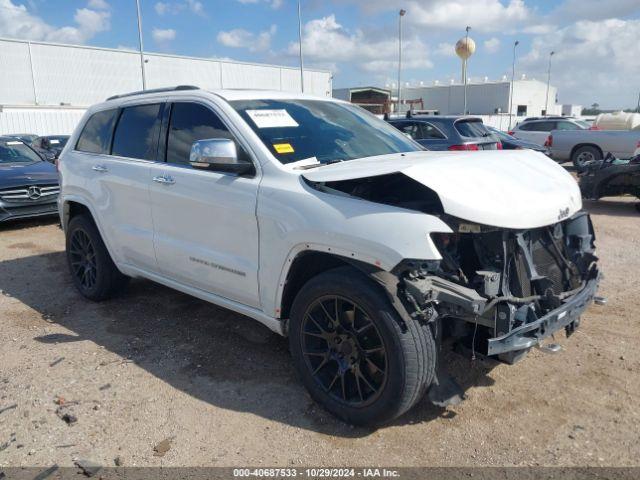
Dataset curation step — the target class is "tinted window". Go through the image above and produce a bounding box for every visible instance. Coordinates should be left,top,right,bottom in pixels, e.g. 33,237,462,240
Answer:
76,109,119,154
112,104,162,160
391,121,421,139
455,119,490,138
232,99,419,165
522,121,555,132
557,121,581,130
167,103,236,166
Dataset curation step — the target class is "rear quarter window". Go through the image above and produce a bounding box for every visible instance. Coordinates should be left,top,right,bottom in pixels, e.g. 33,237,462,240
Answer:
76,109,119,154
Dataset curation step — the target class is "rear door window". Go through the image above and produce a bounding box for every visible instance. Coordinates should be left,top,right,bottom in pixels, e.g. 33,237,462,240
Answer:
557,121,581,130
454,120,489,138
391,121,420,140
112,103,163,160
420,122,446,139
76,109,119,154
524,121,556,132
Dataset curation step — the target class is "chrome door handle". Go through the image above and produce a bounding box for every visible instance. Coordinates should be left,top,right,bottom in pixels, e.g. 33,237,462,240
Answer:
92,165,108,173
153,175,175,185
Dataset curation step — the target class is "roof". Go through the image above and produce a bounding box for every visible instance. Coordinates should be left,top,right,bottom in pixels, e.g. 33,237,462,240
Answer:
103,86,340,104
214,89,337,102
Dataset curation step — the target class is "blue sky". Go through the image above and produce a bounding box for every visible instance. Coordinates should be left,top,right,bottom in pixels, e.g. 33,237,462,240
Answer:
1,0,639,108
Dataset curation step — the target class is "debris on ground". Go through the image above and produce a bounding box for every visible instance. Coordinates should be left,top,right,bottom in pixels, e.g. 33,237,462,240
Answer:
0,404,17,415
114,456,124,466
55,406,77,425
74,459,102,477
49,357,65,367
0,433,16,452
153,437,174,457
98,383,111,391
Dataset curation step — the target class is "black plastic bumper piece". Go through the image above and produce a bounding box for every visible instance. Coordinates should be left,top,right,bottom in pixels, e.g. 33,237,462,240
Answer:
486,274,600,356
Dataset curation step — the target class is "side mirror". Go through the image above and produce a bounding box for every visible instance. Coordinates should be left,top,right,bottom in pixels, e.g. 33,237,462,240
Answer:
189,138,254,175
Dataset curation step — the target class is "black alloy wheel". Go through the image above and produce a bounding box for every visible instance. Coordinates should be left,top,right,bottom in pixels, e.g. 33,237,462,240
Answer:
300,295,388,406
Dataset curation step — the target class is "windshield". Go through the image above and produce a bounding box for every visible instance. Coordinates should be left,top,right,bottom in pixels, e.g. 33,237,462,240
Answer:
231,99,421,164
0,140,42,164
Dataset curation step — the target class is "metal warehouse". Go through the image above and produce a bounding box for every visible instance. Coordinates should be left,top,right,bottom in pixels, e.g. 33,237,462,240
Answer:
402,79,559,117
0,37,332,135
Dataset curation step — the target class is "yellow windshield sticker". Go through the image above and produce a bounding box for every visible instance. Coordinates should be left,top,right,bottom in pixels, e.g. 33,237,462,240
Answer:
273,143,294,154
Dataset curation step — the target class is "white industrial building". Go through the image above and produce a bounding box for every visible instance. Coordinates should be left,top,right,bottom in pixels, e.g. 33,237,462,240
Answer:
0,37,332,135
401,78,560,117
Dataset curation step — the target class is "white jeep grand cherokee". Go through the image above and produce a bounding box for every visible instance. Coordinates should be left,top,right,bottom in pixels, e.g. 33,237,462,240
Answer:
58,86,600,426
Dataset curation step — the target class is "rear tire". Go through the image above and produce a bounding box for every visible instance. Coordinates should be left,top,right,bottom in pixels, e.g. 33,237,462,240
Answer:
66,214,128,301
288,266,436,426
572,145,602,171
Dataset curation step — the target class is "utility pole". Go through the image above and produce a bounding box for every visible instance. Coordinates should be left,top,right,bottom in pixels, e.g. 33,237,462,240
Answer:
397,9,406,113
545,51,555,115
509,40,519,129
135,0,147,90
297,0,304,93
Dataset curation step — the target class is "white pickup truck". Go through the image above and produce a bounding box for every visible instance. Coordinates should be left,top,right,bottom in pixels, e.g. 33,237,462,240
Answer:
548,129,640,169
58,86,601,425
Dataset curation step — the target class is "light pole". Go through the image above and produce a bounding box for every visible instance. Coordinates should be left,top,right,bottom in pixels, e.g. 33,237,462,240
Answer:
135,0,147,90
508,40,519,129
297,0,304,93
397,9,406,113
545,50,555,115
463,26,470,115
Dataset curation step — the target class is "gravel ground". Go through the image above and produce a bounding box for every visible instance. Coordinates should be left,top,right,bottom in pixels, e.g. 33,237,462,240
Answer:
0,197,639,468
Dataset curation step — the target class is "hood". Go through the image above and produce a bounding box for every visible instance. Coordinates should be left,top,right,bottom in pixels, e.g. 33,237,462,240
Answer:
0,161,58,189
302,150,582,229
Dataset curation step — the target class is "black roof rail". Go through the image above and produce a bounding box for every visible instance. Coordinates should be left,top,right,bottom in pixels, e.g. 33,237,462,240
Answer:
106,85,200,101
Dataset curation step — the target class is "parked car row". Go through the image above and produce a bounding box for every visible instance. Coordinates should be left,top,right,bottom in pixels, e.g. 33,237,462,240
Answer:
508,115,640,170
4,133,70,162
385,112,550,156
386,113,502,151
0,136,60,222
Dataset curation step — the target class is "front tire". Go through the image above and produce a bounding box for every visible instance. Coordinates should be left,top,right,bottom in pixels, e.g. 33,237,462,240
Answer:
289,267,436,426
66,214,128,301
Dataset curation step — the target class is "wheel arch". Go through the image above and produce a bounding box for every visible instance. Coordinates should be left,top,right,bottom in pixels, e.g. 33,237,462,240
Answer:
277,248,411,334
62,199,93,230
570,143,603,161
62,196,123,273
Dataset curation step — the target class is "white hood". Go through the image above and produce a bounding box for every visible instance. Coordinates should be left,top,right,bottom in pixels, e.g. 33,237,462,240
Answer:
301,150,582,229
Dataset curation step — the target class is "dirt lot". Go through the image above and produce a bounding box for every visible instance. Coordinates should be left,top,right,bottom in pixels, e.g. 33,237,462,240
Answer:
0,198,639,468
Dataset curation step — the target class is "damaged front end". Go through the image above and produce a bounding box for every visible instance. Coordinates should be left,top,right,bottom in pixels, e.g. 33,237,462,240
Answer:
394,212,600,361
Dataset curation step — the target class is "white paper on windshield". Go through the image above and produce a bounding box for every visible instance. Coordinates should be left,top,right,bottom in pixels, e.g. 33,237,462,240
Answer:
246,109,299,129
50,139,60,144
6,141,22,145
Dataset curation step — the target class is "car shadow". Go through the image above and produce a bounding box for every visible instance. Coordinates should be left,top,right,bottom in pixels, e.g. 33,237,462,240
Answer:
0,216,59,232
0,250,498,437
583,198,640,218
